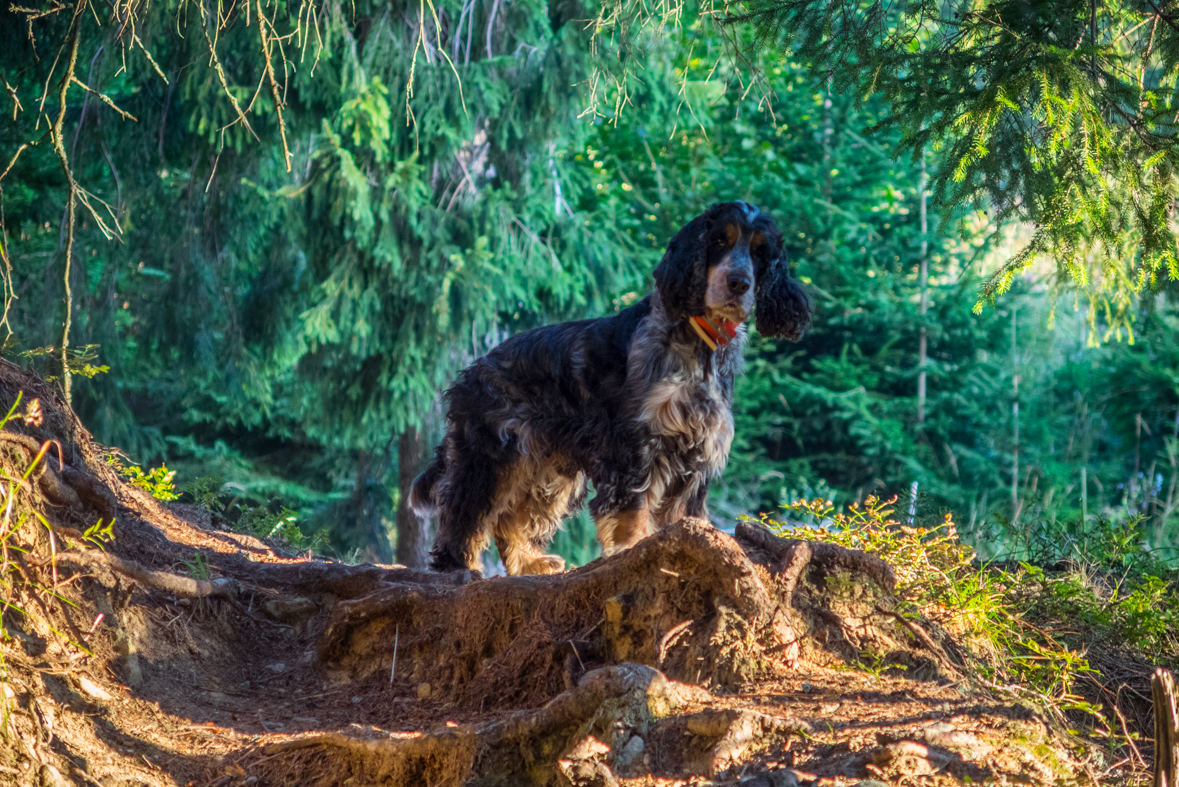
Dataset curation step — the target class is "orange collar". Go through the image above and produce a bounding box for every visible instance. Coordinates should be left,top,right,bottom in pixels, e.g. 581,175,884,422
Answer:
689,316,739,351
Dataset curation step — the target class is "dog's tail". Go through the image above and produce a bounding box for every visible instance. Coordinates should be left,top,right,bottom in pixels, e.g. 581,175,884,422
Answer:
409,443,447,517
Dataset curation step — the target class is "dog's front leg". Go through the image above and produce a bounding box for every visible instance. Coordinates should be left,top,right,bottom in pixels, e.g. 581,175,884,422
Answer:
590,487,651,557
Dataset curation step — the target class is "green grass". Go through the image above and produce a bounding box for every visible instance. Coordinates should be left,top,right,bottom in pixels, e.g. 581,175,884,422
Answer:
752,495,1179,768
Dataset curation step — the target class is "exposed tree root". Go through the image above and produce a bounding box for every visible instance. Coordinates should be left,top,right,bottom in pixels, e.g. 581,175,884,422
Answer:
60,548,239,599
260,664,714,786
0,361,1106,787
316,516,952,712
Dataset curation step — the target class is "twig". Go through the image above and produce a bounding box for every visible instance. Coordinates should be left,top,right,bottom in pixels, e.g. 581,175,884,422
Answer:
0,136,45,185
47,0,88,405
485,0,499,59
257,0,292,171
2,76,22,120
389,623,399,684
200,0,260,141
1110,697,1146,769
131,26,168,85
70,76,138,122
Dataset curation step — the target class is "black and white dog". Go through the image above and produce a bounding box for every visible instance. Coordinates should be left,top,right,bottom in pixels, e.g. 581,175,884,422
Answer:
411,201,811,574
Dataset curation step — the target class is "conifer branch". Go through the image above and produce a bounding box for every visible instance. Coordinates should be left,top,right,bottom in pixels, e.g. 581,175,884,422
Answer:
257,0,292,172
70,76,138,122
200,0,260,142
48,0,88,405
3,76,21,120
131,24,169,85
0,137,45,186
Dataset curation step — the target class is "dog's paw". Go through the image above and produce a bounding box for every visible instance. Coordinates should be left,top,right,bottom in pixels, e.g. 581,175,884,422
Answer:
519,553,566,575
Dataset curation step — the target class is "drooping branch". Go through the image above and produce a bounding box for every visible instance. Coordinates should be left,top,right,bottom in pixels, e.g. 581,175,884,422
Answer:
70,76,139,122
257,0,292,171
47,0,88,405
200,0,260,142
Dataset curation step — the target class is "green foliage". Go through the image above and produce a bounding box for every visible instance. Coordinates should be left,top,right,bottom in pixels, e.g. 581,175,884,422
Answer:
82,519,115,549
180,476,225,512
184,552,211,581
19,345,109,382
2,0,1178,570
233,503,318,552
760,495,1177,753
731,0,1179,327
107,456,179,501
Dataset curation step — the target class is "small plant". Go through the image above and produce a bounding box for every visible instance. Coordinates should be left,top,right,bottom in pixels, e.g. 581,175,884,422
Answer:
749,497,1113,733
179,475,326,554
19,344,109,381
106,454,179,501
83,519,115,549
180,476,225,511
184,552,210,580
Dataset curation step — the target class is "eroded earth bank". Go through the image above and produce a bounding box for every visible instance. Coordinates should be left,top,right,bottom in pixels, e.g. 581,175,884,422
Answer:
0,360,1103,786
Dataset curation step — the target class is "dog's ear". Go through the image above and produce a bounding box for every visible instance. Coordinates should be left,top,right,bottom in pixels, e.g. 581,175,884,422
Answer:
755,243,812,341
654,210,712,321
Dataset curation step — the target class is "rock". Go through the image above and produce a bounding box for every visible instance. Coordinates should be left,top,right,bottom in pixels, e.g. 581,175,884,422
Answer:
266,662,286,673
870,740,947,776
922,726,993,758
611,735,645,776
417,682,432,699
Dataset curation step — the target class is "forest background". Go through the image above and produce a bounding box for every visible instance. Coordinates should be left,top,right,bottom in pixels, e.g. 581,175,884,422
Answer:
2,0,1178,572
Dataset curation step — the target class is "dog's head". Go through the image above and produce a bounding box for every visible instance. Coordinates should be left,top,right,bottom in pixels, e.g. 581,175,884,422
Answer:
653,201,811,342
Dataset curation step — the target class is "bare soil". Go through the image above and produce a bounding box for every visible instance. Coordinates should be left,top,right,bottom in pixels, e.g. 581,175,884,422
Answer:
0,361,1113,786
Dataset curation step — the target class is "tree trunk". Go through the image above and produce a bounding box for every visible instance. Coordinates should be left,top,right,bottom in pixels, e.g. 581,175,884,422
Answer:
352,449,394,564
396,426,429,568
916,140,928,426
1155,668,1179,787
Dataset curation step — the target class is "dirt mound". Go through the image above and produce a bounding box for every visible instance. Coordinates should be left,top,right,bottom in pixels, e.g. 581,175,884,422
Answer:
0,360,1102,786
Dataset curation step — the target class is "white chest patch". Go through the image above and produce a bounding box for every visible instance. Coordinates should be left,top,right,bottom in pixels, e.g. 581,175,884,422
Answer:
639,375,734,474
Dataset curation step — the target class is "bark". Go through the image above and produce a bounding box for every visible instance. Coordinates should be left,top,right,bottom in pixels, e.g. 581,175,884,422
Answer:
395,426,429,568
1155,668,1179,787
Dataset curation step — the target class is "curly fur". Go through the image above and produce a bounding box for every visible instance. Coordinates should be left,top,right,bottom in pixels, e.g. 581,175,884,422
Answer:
413,201,812,574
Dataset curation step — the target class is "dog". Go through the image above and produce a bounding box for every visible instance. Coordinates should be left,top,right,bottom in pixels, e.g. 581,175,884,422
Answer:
411,201,811,575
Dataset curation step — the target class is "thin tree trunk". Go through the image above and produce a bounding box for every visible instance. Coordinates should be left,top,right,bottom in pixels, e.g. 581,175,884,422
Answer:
917,143,928,426
1011,306,1020,526
396,427,429,568
1153,668,1178,787
353,449,394,564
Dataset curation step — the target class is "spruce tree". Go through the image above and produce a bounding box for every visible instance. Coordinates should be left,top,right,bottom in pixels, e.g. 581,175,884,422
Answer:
725,0,1179,326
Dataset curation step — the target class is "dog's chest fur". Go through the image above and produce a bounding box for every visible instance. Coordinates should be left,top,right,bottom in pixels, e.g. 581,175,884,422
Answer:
626,297,742,478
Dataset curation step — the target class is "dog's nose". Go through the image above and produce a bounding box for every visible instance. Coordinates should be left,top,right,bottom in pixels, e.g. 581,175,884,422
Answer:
727,272,752,295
